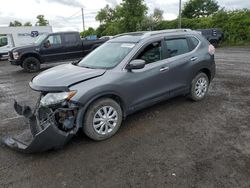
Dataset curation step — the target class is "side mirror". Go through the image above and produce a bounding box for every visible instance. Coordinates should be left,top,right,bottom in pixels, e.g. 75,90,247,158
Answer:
126,59,145,70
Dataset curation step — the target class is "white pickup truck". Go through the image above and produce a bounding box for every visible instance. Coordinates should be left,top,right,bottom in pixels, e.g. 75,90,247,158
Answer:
0,26,52,60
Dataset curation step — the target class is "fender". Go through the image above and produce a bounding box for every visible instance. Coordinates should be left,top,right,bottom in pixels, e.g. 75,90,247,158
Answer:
74,90,127,129
20,52,44,63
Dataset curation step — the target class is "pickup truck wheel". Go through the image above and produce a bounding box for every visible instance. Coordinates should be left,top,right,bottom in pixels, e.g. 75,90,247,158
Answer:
189,72,209,101
22,57,40,73
83,98,122,141
209,40,218,48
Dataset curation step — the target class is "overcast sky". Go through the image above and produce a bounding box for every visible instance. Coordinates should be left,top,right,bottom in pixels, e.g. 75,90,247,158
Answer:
0,0,249,31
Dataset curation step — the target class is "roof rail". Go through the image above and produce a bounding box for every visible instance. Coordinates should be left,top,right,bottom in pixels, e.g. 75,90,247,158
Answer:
141,29,192,39
113,31,147,38
113,29,192,39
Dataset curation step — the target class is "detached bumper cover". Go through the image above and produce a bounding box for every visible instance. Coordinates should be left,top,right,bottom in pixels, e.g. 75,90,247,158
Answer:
2,101,76,153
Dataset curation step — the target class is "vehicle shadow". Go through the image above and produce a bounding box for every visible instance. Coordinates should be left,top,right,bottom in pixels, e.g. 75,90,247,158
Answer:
0,95,182,154
0,91,218,161
9,61,72,75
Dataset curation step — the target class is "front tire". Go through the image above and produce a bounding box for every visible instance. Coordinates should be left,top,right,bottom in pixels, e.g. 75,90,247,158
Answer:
190,72,209,101
83,98,123,141
22,57,41,73
210,40,218,48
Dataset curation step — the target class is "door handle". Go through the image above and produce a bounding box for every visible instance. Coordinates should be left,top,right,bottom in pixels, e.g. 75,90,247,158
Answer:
190,57,198,61
160,67,169,72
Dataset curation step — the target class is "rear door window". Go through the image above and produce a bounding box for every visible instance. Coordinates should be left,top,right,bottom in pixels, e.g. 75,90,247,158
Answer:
165,38,190,58
64,34,79,46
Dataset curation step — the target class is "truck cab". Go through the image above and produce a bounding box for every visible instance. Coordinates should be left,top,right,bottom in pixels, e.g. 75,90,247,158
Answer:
40,32,84,62
0,35,14,59
9,31,107,72
197,28,224,47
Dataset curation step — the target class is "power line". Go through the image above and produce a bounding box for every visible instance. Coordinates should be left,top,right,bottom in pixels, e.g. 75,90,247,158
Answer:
82,8,100,11
67,10,81,19
54,8,99,30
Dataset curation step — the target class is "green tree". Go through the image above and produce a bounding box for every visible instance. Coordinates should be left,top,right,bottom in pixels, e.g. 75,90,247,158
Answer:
95,5,123,35
95,24,107,37
96,5,116,24
119,0,148,31
35,15,49,26
102,22,121,35
153,8,164,22
24,22,32,26
212,9,250,44
80,27,96,38
182,0,219,18
95,1,147,35
9,20,22,27
141,8,164,30
141,16,154,30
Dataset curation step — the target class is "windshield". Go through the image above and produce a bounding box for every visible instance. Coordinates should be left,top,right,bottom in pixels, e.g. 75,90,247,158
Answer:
0,37,7,47
78,42,135,69
34,33,48,45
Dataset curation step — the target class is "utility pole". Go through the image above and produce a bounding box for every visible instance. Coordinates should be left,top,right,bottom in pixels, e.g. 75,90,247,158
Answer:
178,0,182,28
81,8,85,31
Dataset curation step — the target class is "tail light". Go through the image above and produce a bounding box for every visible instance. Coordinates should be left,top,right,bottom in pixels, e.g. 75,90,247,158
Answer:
208,44,215,55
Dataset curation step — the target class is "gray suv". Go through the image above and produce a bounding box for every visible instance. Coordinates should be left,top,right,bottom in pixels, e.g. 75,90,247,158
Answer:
3,29,216,153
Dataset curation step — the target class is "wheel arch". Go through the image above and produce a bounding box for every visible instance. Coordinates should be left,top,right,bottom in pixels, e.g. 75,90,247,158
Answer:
197,68,211,82
20,53,42,64
76,92,127,129
209,39,219,47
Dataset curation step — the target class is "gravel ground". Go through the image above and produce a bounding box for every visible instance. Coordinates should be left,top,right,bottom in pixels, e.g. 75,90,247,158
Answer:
0,47,250,188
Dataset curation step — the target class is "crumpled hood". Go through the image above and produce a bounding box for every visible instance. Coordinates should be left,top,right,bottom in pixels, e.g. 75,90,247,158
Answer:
30,64,106,91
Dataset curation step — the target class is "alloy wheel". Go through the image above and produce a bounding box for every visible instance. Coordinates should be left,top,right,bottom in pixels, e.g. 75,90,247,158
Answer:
195,77,208,98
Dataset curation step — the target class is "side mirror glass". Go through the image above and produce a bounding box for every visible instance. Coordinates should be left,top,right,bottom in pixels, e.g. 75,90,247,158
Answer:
126,59,145,70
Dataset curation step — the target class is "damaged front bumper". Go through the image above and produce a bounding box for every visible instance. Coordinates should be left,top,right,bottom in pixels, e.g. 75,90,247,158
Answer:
2,100,79,153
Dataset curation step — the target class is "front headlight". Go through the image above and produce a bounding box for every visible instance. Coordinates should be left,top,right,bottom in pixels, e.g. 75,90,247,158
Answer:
40,91,77,106
13,52,19,60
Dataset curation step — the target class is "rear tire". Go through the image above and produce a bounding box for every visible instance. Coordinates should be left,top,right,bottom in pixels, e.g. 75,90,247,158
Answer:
22,57,40,73
189,72,209,101
83,98,123,141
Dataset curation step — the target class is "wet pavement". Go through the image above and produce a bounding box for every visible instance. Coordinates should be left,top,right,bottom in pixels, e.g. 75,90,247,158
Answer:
0,47,250,188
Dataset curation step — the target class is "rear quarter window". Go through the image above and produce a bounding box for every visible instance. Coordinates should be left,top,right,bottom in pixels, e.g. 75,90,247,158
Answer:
189,36,200,51
165,38,190,58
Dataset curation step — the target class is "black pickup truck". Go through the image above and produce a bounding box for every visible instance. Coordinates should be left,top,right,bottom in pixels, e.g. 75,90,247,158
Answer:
8,32,107,72
197,28,224,47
